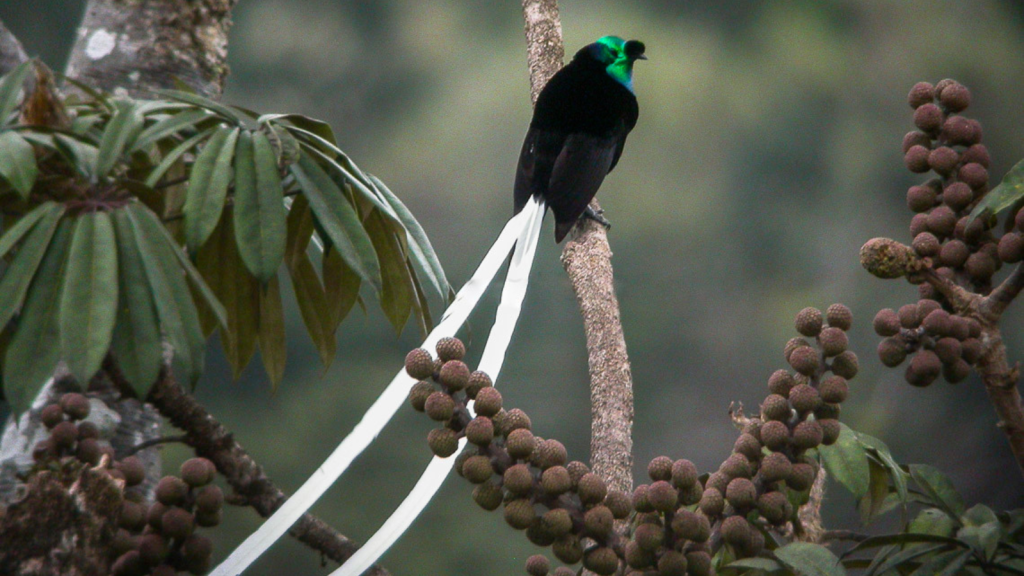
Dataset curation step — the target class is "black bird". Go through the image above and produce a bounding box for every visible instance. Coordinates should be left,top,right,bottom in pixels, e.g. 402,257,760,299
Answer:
514,36,646,242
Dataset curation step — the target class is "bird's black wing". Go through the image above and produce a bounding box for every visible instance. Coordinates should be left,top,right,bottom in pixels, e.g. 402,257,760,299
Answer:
513,127,566,214
547,131,619,242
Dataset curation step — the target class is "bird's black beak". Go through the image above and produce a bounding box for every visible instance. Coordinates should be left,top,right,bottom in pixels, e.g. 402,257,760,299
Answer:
636,54,648,60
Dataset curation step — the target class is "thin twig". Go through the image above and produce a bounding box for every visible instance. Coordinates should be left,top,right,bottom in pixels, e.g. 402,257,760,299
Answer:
981,262,1024,320
820,530,870,543
124,434,188,456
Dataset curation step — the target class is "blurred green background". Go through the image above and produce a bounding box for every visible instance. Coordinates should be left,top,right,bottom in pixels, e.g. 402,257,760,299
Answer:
2,1,1024,574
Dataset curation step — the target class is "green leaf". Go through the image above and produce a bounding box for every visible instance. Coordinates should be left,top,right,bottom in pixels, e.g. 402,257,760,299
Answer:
0,203,64,330
857,432,909,506
868,543,949,576
109,210,163,396
196,215,258,379
261,114,338,148
132,201,227,331
774,542,846,576
859,458,891,526
233,130,285,283
910,464,966,520
820,422,870,498
365,210,413,333
0,61,32,125
59,212,119,383
369,174,450,302
844,533,966,557
262,121,301,167
323,245,361,329
963,504,999,527
126,203,206,385
0,201,59,261
144,127,215,188
131,108,211,153
725,557,785,573
0,131,37,199
285,198,335,367
284,195,313,268
155,89,248,126
910,508,958,538
257,274,286,391
908,549,970,576
969,157,1024,225
3,218,73,415
184,126,238,253
290,152,381,291
958,522,1001,561
54,134,98,179
95,99,145,179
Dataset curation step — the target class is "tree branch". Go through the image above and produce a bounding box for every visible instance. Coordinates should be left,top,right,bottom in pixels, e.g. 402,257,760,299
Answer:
520,0,635,498
0,18,28,75
981,261,1024,320
145,370,389,575
64,0,236,99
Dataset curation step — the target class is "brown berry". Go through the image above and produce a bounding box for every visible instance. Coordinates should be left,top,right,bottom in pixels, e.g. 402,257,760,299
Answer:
913,103,943,133
427,427,458,457
907,82,934,108
435,337,465,362
795,307,823,337
180,458,215,488
439,360,470,390
404,348,434,380
41,404,64,428
473,386,502,417
60,393,91,420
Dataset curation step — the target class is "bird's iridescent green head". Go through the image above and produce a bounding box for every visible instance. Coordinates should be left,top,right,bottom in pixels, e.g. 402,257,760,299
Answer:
586,36,647,92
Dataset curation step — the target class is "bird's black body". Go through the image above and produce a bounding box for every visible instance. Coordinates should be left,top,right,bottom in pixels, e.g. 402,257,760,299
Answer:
514,38,644,242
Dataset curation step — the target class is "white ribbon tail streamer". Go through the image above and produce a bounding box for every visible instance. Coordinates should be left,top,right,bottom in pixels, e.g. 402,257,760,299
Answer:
331,196,545,576
211,199,542,576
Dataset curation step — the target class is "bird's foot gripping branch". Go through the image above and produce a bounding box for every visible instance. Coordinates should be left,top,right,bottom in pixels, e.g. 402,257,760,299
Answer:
406,307,859,576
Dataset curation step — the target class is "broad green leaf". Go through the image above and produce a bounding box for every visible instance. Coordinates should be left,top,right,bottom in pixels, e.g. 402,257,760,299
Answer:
95,99,144,179
184,126,238,253
0,61,32,125
0,131,37,199
857,432,909,506
774,542,846,576
323,245,361,329
969,157,1024,225
126,203,206,385
910,508,958,538
197,215,258,379
869,543,948,576
110,210,163,396
725,557,785,573
859,459,891,526
131,108,211,153
59,212,119,383
233,130,285,283
910,464,966,520
288,249,336,368
144,127,215,188
963,504,999,527
54,133,98,179
0,201,59,261
365,210,413,334
908,549,970,576
132,201,227,330
369,174,451,301
134,100,192,116
959,521,1001,561
263,121,300,167
284,195,314,268
844,533,966,557
0,203,64,329
820,423,870,498
258,275,286,390
3,219,73,414
262,114,338,148
155,89,248,126
290,153,381,291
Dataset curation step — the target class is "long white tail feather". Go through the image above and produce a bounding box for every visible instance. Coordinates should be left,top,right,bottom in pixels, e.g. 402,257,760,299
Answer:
331,197,545,576
211,197,544,576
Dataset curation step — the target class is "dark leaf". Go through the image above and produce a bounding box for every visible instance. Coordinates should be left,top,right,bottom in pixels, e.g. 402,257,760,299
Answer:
288,249,335,368
155,89,248,126
95,99,145,179
859,458,891,526
184,125,238,253
0,131,37,198
233,130,286,283
820,422,870,498
257,274,286,391
725,557,785,573
126,203,206,385
774,542,846,576
910,464,966,520
284,195,314,268
843,533,966,558
53,133,98,179
868,543,948,576
110,209,163,397
0,203,65,330
0,61,32,125
969,157,1024,225
858,432,909,506
290,153,381,291
958,521,1002,561
59,212,119,383
322,245,361,330
908,549,970,576
3,218,73,415
144,127,215,188
365,210,413,334
262,121,300,168
131,108,211,153
963,504,999,527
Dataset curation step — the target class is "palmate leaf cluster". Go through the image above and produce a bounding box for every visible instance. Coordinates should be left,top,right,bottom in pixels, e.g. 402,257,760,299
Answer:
0,61,449,414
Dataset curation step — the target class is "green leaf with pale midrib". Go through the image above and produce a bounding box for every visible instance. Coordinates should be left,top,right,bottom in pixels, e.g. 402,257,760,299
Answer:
0,61,33,126
144,128,216,188
95,99,145,180
233,130,285,283
131,108,212,153
969,156,1024,225
184,126,239,254
820,422,870,498
155,89,249,126
59,212,119,384
0,203,65,331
